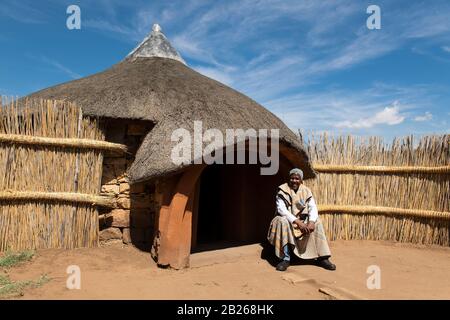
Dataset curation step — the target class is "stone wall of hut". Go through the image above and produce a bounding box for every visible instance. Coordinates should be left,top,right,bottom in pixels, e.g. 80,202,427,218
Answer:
98,120,156,249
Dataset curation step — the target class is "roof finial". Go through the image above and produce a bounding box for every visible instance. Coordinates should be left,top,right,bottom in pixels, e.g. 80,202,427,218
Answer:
125,23,186,65
152,24,161,33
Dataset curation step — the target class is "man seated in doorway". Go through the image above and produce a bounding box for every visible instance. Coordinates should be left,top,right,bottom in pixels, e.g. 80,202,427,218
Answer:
267,168,336,271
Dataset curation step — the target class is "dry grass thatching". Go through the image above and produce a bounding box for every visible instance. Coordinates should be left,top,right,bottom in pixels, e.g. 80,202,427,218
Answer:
0,97,110,251
302,131,450,246
0,133,126,152
25,57,315,182
0,191,115,207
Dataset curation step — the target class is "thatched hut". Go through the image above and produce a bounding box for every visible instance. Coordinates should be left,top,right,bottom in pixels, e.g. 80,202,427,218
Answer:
26,24,315,268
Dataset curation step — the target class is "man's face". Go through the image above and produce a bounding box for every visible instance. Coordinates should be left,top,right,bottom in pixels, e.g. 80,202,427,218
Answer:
289,173,301,190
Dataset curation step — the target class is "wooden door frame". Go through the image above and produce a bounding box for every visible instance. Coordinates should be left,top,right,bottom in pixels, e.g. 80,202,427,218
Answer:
155,164,205,269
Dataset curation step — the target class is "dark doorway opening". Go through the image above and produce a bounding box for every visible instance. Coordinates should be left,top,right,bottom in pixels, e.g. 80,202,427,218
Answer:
191,158,290,253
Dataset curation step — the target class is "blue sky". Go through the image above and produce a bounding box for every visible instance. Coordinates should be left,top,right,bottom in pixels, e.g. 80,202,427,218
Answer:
0,0,449,140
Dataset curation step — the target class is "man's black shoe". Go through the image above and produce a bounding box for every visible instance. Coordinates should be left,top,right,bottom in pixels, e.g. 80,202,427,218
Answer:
316,258,336,271
276,260,290,271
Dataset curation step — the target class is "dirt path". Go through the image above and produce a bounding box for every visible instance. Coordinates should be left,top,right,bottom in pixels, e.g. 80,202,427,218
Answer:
5,240,450,300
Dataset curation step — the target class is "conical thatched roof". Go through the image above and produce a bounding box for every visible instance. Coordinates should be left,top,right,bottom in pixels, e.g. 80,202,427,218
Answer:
26,24,315,183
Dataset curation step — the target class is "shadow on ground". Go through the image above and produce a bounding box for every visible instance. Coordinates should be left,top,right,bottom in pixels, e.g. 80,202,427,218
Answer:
259,241,318,269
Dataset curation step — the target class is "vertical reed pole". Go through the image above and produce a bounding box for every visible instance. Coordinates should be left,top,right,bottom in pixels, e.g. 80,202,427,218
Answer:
73,109,83,192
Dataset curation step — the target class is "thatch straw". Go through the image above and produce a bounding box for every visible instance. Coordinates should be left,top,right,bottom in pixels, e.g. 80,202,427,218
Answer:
313,164,450,174
301,131,450,246
0,203,98,251
320,213,450,246
318,205,450,220
0,191,114,208
0,97,107,250
24,57,316,183
0,134,126,152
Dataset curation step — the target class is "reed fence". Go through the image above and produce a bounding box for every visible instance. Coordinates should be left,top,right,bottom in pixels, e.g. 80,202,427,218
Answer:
0,97,123,251
301,131,450,246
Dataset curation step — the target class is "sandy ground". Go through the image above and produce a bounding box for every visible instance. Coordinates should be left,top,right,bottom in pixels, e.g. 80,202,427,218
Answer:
3,240,450,300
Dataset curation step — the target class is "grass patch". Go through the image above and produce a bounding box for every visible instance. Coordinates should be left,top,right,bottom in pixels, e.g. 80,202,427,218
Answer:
0,274,50,298
0,250,49,298
0,250,35,268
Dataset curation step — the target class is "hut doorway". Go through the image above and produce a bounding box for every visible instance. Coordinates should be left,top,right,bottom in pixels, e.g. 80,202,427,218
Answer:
153,150,297,268
191,162,288,253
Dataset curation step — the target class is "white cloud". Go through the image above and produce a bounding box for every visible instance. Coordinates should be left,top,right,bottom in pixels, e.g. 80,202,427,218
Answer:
402,4,450,39
78,0,450,102
264,84,431,135
414,112,433,122
193,66,234,86
0,1,46,24
9,1,448,140
307,31,397,74
40,57,81,79
335,103,405,129
172,35,200,54
84,20,135,38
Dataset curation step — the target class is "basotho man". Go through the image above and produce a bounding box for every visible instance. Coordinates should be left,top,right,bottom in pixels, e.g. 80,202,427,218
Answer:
267,168,336,271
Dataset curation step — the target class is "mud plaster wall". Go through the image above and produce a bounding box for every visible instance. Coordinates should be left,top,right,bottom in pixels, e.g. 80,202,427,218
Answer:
97,120,156,249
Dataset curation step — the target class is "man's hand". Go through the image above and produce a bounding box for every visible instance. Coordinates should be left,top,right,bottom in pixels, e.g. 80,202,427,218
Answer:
307,221,315,233
294,219,309,234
